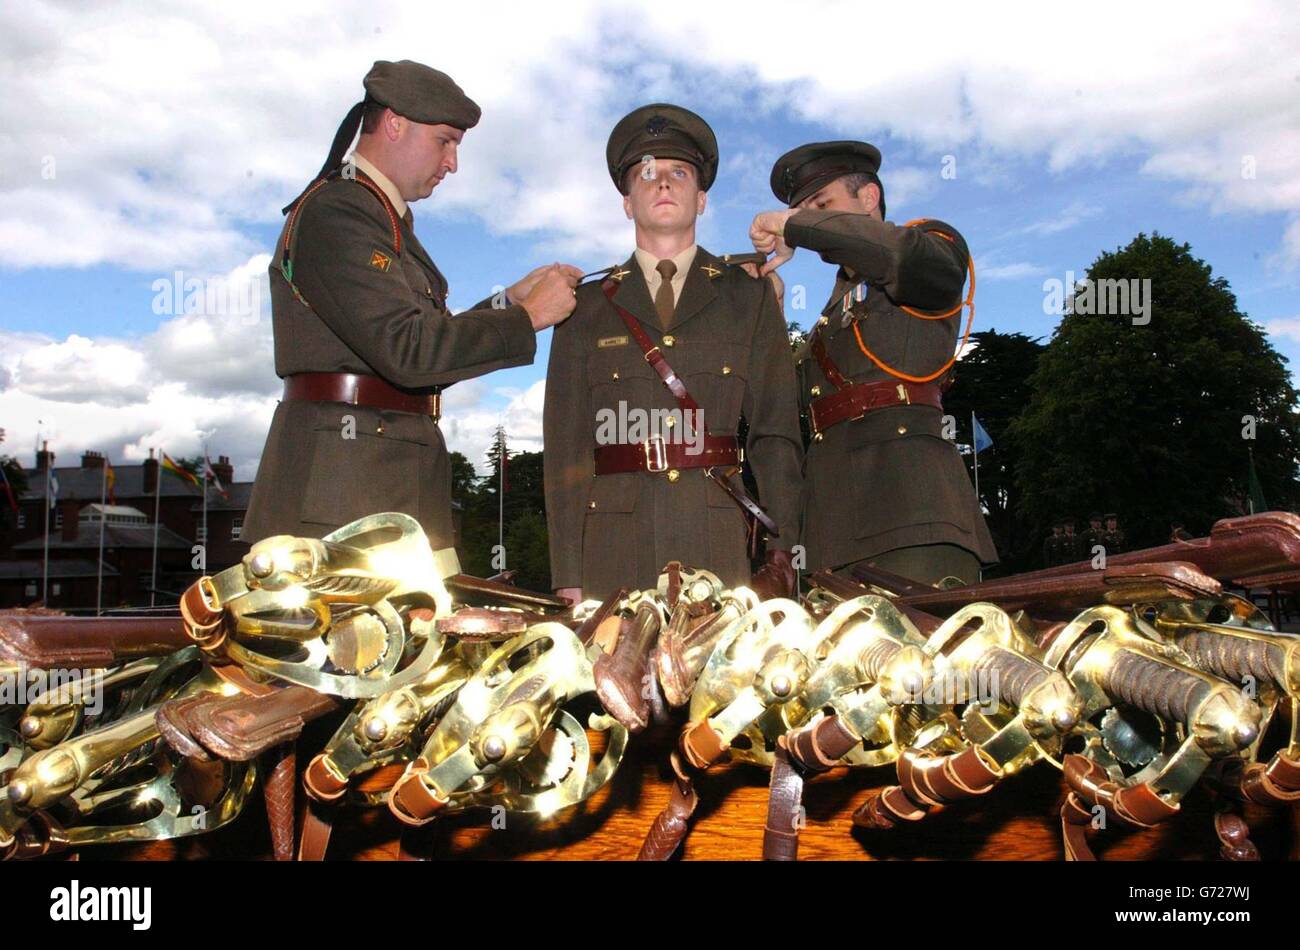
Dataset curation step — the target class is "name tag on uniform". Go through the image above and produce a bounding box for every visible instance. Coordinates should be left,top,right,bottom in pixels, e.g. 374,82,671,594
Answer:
597,335,628,348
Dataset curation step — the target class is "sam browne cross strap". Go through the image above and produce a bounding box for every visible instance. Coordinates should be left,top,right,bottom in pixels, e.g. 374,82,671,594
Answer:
595,277,779,541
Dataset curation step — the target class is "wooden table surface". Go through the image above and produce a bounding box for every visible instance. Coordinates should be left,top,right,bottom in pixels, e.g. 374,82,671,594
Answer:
88,725,1297,862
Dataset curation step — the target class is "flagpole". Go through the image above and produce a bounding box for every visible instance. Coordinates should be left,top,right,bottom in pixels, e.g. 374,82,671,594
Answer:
42,440,50,606
150,448,161,607
97,457,107,615
202,446,209,565
971,411,981,503
497,427,504,561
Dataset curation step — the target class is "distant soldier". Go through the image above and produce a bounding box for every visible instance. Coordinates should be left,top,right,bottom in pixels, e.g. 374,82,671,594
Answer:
1061,517,1083,565
1083,512,1105,556
1102,512,1127,554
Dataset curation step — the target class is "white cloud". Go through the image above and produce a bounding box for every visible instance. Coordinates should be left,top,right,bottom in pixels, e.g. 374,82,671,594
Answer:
974,259,1049,281
1264,315,1300,344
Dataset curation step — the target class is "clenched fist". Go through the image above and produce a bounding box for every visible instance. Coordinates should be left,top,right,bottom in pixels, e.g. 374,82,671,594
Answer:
749,209,799,275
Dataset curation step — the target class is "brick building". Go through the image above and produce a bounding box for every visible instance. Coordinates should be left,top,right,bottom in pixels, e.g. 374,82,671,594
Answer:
0,448,252,610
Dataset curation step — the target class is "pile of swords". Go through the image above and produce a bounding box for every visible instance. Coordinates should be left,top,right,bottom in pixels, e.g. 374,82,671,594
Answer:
2,510,1297,861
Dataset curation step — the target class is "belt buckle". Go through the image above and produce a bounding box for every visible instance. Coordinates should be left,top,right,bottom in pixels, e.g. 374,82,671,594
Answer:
643,435,668,473
896,383,911,405
431,391,442,423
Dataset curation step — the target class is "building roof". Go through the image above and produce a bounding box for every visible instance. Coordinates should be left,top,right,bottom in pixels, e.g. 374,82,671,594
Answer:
18,464,253,510
79,503,150,520
13,522,193,552
0,559,120,580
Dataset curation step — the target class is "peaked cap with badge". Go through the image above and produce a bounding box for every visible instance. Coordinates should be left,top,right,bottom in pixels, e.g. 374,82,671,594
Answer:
245,60,537,551
543,104,803,599
771,139,997,584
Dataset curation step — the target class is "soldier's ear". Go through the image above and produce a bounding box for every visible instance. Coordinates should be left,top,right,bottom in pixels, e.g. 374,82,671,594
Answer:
856,181,881,216
696,189,707,216
623,193,633,220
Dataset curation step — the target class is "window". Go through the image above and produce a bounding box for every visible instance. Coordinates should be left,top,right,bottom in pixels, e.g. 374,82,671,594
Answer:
54,508,63,529
24,582,36,598
196,524,207,543
231,516,243,540
51,582,61,596
16,510,25,529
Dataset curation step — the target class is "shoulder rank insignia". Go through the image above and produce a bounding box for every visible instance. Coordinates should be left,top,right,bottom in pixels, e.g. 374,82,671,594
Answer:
701,264,723,279
369,249,392,272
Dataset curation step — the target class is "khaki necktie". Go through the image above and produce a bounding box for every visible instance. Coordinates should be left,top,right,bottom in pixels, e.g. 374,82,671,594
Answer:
654,259,677,328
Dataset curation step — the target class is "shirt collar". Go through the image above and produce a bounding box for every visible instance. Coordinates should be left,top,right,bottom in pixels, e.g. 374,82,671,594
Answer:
347,152,408,220
633,243,698,286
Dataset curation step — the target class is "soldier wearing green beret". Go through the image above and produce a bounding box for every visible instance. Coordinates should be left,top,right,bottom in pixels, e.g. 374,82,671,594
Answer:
749,141,997,586
544,104,804,603
245,60,581,553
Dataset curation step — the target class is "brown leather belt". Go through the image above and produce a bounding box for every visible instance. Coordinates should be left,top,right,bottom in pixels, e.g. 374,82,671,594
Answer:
593,434,740,475
810,378,942,434
283,372,442,420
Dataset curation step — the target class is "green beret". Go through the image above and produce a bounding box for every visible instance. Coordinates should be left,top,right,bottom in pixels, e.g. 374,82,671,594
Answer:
363,59,481,130
606,103,719,193
770,140,884,211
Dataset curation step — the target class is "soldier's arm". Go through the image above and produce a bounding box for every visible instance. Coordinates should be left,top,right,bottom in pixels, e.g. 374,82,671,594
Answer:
543,307,592,590
293,184,537,388
742,276,805,551
783,211,968,312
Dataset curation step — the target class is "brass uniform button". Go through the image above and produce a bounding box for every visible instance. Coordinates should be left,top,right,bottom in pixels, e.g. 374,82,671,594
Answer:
897,426,907,435
810,385,821,397
817,316,829,327
667,469,680,482
813,432,824,442
376,423,385,434
612,371,620,380
663,335,675,347
588,501,597,509
664,415,675,428
722,365,731,375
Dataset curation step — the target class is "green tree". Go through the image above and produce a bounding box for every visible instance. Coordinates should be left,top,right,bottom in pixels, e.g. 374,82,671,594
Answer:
0,455,29,544
448,451,479,505
1011,233,1300,550
942,330,1046,572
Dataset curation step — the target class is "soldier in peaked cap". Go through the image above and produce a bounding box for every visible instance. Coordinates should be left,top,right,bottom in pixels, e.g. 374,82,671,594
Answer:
749,141,997,587
245,60,582,554
544,103,804,603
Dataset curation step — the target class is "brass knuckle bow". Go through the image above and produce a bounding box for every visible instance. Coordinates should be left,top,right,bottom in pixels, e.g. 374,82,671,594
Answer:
387,623,626,825
189,513,456,698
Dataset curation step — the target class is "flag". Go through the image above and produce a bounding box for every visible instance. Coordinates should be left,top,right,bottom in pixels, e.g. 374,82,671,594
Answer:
972,415,994,455
48,472,59,508
0,463,18,515
104,459,116,504
1247,452,1268,514
161,452,201,489
203,455,230,500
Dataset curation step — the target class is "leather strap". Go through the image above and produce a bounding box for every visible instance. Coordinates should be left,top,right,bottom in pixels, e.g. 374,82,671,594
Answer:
637,750,700,861
762,737,804,861
297,801,335,862
263,743,297,861
593,434,739,474
602,280,703,422
853,745,1000,829
786,714,860,774
597,278,781,541
283,372,441,418
810,377,943,434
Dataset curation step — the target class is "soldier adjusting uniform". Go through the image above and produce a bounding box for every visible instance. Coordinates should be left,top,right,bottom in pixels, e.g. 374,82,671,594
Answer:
245,61,536,549
545,105,804,600
772,141,997,584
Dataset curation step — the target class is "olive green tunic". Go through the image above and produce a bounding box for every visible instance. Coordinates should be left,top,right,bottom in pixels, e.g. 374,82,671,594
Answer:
544,248,803,599
244,170,536,548
785,210,998,574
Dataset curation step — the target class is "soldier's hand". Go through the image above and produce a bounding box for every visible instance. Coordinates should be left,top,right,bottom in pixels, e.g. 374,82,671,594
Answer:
555,587,584,606
749,210,797,275
522,265,581,330
507,262,583,305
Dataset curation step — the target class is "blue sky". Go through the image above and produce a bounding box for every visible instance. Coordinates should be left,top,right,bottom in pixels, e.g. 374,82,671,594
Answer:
3,1,1298,480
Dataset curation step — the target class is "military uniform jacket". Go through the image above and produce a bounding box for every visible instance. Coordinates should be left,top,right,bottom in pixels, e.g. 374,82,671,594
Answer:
785,210,998,571
544,248,804,599
244,170,536,548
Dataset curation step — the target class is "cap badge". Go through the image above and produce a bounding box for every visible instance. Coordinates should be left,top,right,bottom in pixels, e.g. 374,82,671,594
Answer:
645,116,669,136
